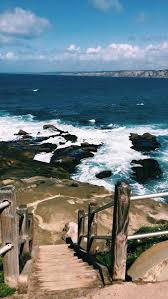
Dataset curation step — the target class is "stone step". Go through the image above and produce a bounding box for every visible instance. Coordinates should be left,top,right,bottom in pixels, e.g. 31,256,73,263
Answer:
39,281,98,291
28,244,101,297
37,256,80,261
37,259,88,267
38,275,98,282
36,268,95,274
36,269,97,277
36,262,91,267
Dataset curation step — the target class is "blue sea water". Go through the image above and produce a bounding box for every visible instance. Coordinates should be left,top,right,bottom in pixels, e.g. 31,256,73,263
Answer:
0,73,168,195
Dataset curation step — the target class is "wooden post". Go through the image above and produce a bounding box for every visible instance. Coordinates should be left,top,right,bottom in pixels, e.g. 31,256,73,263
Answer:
28,212,33,240
87,203,97,253
19,205,30,255
0,186,19,288
92,205,98,254
111,181,131,281
77,209,85,245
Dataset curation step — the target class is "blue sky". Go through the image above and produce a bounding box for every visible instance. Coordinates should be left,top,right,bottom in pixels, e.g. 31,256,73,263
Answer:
0,0,168,72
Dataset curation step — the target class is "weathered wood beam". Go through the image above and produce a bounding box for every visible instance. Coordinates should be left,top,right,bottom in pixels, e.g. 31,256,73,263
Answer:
0,244,13,256
18,205,30,255
0,201,10,212
0,185,19,288
77,209,85,245
111,181,131,281
87,203,98,253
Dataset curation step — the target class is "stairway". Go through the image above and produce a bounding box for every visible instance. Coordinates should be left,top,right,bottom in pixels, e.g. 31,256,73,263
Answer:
28,244,102,299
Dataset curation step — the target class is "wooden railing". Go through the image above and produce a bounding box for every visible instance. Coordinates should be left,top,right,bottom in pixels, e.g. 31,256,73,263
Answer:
0,185,33,288
77,181,168,281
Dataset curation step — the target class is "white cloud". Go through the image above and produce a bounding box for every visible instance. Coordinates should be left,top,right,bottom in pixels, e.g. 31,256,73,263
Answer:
90,0,123,12
5,51,17,60
104,43,143,60
0,7,50,38
42,42,168,70
66,44,81,53
1,42,168,70
0,51,17,61
86,46,101,54
0,34,12,44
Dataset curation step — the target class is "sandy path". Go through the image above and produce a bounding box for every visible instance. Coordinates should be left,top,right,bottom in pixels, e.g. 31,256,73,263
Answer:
27,194,63,231
78,281,168,299
27,192,110,232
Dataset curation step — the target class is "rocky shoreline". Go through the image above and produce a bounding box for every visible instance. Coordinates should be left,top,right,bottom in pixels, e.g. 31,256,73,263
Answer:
0,124,166,245
0,124,163,184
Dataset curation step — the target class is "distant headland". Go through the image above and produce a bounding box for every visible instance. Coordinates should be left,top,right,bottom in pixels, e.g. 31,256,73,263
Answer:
46,69,168,78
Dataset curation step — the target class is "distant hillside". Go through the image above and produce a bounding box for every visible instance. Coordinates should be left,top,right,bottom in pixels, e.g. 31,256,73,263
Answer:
57,70,168,78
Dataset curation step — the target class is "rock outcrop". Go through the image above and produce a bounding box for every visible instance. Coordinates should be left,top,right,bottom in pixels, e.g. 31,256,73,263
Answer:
43,124,68,135
0,140,68,180
96,170,112,179
15,129,29,136
128,241,168,282
129,133,160,152
51,144,101,172
63,133,78,142
131,159,162,183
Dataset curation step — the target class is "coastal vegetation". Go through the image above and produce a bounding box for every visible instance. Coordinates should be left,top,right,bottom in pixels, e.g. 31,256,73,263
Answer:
0,257,15,297
96,224,168,274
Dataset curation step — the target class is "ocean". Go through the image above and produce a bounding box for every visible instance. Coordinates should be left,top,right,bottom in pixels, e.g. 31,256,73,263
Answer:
1,73,168,195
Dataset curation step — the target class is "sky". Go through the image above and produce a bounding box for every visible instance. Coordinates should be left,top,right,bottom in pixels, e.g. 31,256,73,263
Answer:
0,0,168,72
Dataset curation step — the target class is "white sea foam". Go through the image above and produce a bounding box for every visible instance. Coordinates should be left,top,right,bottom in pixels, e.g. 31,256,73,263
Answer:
1,114,168,194
34,152,53,163
89,119,96,124
137,103,144,106
0,114,51,141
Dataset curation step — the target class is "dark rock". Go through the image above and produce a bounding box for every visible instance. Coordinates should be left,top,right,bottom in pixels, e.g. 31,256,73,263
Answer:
0,140,69,180
52,156,78,172
130,133,160,152
0,140,57,156
81,142,101,152
21,134,32,139
0,130,101,180
69,182,79,187
0,156,69,180
63,134,78,143
96,170,112,179
131,159,162,183
43,124,58,131
15,129,29,136
43,124,67,135
34,135,58,143
50,143,100,172
34,143,57,153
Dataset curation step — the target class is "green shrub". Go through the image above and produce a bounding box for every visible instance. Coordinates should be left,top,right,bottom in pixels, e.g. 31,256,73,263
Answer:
0,257,3,271
96,251,111,270
0,272,4,284
127,223,168,269
0,256,16,297
19,252,31,272
0,283,15,297
96,224,168,274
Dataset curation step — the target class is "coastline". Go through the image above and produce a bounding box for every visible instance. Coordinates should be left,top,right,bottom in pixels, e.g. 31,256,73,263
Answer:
1,123,168,296
0,123,167,246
